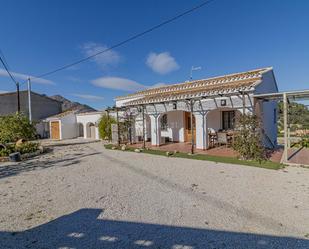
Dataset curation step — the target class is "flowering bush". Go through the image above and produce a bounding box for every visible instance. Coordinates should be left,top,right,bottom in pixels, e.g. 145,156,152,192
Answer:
232,114,266,162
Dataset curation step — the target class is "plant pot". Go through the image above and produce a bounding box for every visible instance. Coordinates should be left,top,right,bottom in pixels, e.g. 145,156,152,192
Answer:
9,152,21,162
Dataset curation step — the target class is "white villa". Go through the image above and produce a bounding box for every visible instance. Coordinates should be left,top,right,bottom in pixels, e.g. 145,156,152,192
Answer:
114,67,278,149
46,67,278,150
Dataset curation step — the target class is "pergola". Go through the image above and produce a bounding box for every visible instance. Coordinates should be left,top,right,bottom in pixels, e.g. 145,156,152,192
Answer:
254,89,309,164
106,67,276,155
106,90,251,154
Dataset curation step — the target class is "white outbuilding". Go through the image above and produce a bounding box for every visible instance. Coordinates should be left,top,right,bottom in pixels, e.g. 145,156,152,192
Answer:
45,111,103,140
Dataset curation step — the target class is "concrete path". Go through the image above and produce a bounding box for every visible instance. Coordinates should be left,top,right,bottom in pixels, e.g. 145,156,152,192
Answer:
0,140,308,248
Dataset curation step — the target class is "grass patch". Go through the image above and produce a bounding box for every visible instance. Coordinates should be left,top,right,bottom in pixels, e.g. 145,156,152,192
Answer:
104,144,284,170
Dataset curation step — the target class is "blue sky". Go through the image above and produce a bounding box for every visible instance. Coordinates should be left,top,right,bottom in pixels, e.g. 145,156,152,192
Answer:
0,0,309,109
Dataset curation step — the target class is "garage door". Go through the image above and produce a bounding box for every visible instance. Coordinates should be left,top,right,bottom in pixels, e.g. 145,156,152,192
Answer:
51,121,60,139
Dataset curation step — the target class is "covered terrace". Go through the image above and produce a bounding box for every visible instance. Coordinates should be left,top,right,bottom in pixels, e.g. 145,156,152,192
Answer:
107,68,278,159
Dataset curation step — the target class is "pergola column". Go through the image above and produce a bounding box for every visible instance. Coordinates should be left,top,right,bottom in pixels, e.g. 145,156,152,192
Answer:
195,112,208,150
150,114,161,146
283,92,288,163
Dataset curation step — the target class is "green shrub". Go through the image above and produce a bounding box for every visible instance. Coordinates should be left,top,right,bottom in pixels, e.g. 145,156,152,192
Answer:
0,113,36,144
232,114,266,162
16,142,39,154
0,142,39,157
98,113,116,140
0,144,15,157
300,136,309,148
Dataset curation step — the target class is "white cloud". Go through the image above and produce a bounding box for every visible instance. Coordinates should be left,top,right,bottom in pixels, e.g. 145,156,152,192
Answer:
91,77,146,92
149,82,167,88
146,52,179,74
91,77,169,92
0,68,54,85
81,42,121,69
0,90,8,94
72,94,104,102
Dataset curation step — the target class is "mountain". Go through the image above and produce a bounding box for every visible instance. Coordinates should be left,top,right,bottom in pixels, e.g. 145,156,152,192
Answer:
50,95,97,113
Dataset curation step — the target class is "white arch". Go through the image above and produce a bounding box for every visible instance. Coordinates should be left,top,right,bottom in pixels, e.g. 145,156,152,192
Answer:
86,122,96,139
77,123,84,137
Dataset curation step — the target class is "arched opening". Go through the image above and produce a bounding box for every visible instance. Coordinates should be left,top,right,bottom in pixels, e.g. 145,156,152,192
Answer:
78,123,84,137
86,122,96,139
157,110,195,144
134,113,151,142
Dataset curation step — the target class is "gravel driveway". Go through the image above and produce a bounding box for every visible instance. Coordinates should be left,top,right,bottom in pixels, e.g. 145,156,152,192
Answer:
0,139,308,249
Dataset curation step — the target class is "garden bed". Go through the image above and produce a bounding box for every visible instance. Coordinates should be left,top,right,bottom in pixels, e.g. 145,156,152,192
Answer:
0,149,44,163
0,142,44,163
104,144,285,170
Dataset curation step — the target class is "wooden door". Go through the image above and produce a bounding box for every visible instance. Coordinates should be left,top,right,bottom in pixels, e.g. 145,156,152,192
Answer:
51,121,60,140
184,112,196,143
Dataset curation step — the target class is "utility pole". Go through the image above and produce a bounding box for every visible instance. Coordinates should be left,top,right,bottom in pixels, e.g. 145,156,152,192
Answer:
16,82,20,113
27,78,32,122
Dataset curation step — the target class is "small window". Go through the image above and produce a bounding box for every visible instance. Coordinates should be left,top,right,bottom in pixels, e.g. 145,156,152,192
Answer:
161,114,168,131
274,108,277,124
222,111,235,130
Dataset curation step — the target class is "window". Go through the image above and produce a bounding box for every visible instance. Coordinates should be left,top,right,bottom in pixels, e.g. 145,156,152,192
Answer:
274,108,277,124
222,111,235,130
160,114,168,131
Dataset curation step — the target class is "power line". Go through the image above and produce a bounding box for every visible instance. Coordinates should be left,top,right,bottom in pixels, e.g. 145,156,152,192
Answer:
0,49,21,112
0,50,18,85
27,0,216,82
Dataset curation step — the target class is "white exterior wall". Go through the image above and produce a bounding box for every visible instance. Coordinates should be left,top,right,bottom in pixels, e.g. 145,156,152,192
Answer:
60,113,78,139
160,111,184,142
207,109,221,132
47,113,77,140
254,69,279,147
195,113,207,150
150,115,161,146
76,112,103,139
135,114,151,141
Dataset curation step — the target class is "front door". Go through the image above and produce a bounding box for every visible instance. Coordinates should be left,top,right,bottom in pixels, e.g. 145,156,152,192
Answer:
184,112,196,143
51,121,60,139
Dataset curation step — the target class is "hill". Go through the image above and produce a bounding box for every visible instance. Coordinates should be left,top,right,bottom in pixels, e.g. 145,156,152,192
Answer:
50,95,97,113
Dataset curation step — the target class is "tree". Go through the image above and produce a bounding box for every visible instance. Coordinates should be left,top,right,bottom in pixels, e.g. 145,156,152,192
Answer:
98,113,116,140
232,114,266,162
0,113,36,144
278,102,309,132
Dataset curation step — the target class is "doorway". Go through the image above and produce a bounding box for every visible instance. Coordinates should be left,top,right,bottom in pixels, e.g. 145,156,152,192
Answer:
184,112,196,143
51,121,60,140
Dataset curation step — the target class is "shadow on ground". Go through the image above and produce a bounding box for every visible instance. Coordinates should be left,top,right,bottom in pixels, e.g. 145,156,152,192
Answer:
0,150,101,179
0,208,307,249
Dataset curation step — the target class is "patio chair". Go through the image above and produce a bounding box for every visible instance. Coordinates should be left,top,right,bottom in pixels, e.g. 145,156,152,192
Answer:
217,132,228,147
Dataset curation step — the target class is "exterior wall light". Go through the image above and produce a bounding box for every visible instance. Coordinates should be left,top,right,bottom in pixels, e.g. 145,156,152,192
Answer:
172,102,177,110
220,99,227,106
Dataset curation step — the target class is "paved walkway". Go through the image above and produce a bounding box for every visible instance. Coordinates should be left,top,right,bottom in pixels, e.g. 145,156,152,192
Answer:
288,147,309,165
0,140,308,248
